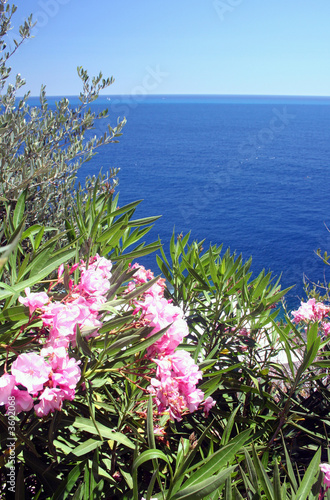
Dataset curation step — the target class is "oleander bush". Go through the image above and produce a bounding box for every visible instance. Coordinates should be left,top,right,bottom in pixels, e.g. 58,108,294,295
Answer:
2,2,330,499
1,190,330,499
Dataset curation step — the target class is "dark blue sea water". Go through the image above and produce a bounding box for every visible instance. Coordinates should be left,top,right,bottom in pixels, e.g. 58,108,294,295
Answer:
31,95,330,311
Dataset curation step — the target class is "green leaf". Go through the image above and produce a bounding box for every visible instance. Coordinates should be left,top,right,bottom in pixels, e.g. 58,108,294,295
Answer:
76,324,94,358
183,429,251,489
224,476,233,500
295,448,321,500
185,264,209,288
313,360,330,368
16,464,25,500
21,225,44,239
0,305,29,323
296,340,320,383
107,199,142,218
72,417,135,449
243,448,258,491
97,314,135,335
239,465,256,497
22,246,55,279
13,189,27,228
34,225,45,251
307,322,319,353
113,242,161,261
96,220,126,244
102,333,141,357
156,254,173,283
251,271,271,301
127,215,161,227
119,467,133,490
171,466,236,500
174,438,191,477
52,460,87,500
132,449,171,473
71,483,84,500
0,249,76,300
72,438,103,457
145,468,159,500
147,394,156,450
273,461,282,500
221,405,241,445
114,323,170,359
251,446,274,500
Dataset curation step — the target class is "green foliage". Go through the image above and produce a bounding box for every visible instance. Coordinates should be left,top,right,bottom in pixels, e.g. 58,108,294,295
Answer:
64,178,161,264
222,444,323,500
156,232,330,497
0,1,125,231
2,200,329,497
0,209,243,498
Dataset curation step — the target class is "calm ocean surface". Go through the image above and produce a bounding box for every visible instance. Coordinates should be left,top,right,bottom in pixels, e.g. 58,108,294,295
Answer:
35,95,330,311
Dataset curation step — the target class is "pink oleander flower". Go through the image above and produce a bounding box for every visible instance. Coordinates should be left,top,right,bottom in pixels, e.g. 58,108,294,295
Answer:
315,302,330,321
141,297,188,356
203,396,216,417
81,294,107,313
71,296,103,331
78,255,112,298
51,356,81,390
11,352,51,394
78,267,110,297
40,345,67,367
322,322,330,336
292,298,330,323
70,263,80,274
129,263,154,284
150,376,185,421
239,328,249,337
46,336,71,350
42,299,102,347
34,387,66,417
185,388,205,413
18,287,49,314
155,350,203,386
129,263,166,300
86,254,112,279
41,302,67,328
41,345,80,395
292,299,315,323
43,302,81,345
320,463,330,487
7,388,34,414
147,316,189,356
153,425,166,436
57,264,65,280
0,374,16,405
150,350,204,420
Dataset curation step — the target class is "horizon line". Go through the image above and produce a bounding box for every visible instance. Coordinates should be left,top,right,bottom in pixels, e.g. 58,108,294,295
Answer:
18,92,330,99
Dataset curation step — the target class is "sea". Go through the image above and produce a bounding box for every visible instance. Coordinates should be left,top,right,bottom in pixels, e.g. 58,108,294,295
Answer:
30,94,330,312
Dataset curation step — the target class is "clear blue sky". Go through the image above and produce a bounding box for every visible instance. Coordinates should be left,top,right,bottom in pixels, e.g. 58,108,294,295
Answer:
6,0,330,96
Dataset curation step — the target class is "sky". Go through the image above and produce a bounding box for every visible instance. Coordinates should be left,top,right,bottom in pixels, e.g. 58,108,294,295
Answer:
4,0,330,96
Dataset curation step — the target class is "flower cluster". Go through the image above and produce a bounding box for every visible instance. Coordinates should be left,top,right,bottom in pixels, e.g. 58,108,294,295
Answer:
129,264,215,420
0,254,112,416
0,257,214,421
320,463,330,488
0,349,81,416
292,298,330,336
151,351,204,420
